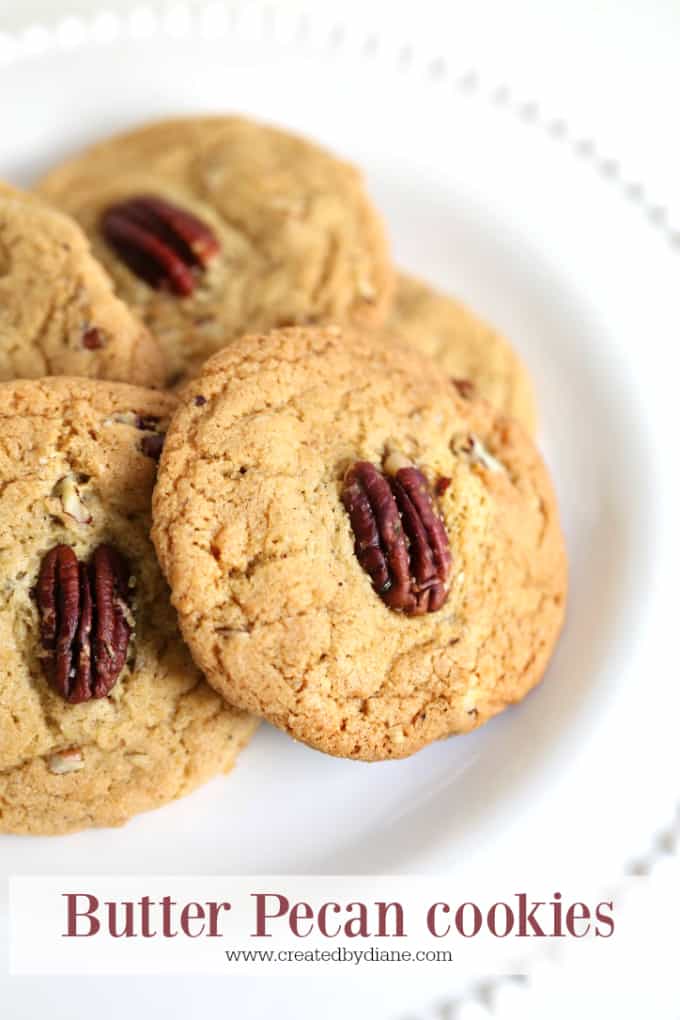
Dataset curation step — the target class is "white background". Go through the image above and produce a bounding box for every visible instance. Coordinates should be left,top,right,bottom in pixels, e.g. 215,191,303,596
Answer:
3,0,680,230
1,1,679,1017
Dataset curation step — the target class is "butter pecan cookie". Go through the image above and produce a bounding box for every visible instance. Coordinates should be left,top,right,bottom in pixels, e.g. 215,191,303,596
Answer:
0,183,165,386
37,116,394,382
0,378,256,835
382,273,537,433
151,326,567,761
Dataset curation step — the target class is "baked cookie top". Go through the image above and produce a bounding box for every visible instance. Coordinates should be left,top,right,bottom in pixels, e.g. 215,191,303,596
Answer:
37,116,394,382
0,183,166,386
152,326,567,761
0,378,256,835
383,273,537,434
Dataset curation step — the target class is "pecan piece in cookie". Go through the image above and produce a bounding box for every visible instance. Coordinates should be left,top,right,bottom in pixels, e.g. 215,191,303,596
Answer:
82,326,105,350
342,459,452,615
452,378,476,399
100,195,220,296
140,432,165,461
36,543,133,704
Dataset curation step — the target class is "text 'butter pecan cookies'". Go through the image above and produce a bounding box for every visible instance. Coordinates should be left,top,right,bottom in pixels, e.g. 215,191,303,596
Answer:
381,273,537,434
0,183,166,386
0,378,256,835
152,326,567,762
37,116,394,383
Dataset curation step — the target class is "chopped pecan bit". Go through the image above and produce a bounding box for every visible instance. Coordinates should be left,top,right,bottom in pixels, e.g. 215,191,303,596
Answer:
47,747,84,775
103,411,162,432
104,412,167,460
460,434,505,473
104,411,138,428
82,326,105,350
101,411,166,459
342,458,452,616
452,378,475,399
35,543,133,704
135,415,160,431
435,476,452,497
53,474,92,525
140,432,165,460
100,195,220,297
383,449,412,476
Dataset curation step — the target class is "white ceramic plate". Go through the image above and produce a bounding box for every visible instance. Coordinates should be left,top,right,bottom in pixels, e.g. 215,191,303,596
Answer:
1,4,679,1017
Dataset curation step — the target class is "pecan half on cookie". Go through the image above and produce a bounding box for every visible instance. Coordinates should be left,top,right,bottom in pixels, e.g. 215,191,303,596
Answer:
101,195,219,296
36,543,133,703
342,456,452,615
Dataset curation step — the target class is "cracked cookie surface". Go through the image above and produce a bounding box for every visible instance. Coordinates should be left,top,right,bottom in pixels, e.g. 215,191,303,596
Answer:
382,273,537,434
0,378,256,835
0,182,166,386
152,326,567,761
37,116,394,383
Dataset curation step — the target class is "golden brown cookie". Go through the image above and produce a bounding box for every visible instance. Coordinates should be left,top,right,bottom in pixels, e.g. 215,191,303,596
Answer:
151,326,567,762
0,378,256,835
37,116,394,382
383,273,537,433
0,183,166,386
